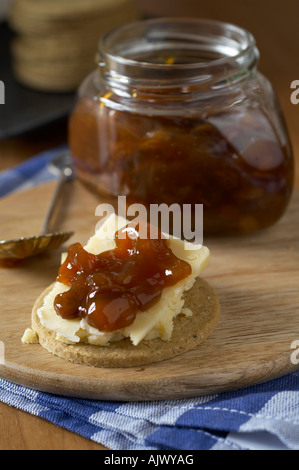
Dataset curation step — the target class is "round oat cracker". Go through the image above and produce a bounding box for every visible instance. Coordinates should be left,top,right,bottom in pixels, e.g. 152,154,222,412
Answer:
31,278,220,368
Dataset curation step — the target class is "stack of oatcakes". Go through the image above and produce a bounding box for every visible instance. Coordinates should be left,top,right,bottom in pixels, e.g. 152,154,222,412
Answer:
9,0,138,92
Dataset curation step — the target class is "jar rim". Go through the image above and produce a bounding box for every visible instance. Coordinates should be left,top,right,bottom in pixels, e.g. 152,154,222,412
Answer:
97,17,259,97
99,17,257,71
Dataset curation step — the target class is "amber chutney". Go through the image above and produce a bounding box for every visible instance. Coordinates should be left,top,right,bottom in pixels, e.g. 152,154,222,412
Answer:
69,18,294,236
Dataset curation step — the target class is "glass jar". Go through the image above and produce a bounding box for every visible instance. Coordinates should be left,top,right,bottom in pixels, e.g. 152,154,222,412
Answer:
69,18,294,236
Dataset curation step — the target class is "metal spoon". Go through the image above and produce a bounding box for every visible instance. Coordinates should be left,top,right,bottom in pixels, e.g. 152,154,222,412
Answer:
0,152,75,260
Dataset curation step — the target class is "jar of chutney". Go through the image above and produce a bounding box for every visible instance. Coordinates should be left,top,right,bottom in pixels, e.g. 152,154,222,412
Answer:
69,18,294,236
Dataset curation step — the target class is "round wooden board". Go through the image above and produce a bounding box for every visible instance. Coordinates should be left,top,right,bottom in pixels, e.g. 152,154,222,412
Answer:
0,180,299,401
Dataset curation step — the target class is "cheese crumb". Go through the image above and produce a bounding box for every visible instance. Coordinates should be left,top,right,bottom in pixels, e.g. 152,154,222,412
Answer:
22,328,39,344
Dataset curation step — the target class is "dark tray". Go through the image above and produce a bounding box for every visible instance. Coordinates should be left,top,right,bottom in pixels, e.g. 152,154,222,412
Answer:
0,22,76,139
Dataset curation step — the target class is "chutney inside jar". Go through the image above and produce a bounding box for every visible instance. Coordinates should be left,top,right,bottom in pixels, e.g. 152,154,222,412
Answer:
69,19,294,236
69,96,294,236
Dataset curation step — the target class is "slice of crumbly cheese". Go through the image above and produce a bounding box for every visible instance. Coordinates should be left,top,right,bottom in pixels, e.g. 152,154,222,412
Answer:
22,328,39,344
36,215,210,347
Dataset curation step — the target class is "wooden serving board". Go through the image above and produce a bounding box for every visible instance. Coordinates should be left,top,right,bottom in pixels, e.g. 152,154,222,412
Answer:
0,180,299,401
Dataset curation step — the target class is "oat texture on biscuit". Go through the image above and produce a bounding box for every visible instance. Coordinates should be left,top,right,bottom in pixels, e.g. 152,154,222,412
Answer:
32,278,220,368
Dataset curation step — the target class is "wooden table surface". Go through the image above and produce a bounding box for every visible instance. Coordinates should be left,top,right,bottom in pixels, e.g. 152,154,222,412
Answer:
0,0,298,450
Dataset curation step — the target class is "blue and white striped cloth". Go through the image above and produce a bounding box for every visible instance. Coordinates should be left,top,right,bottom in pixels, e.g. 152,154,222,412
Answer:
0,148,299,450
0,146,68,198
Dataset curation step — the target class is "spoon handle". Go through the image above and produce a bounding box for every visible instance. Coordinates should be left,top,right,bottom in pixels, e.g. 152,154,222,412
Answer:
40,175,67,236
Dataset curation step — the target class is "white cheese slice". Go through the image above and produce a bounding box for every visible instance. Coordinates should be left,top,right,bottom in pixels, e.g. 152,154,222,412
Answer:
37,215,210,346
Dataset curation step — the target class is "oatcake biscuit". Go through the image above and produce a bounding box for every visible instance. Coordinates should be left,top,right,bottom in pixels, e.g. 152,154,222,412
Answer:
31,278,220,368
